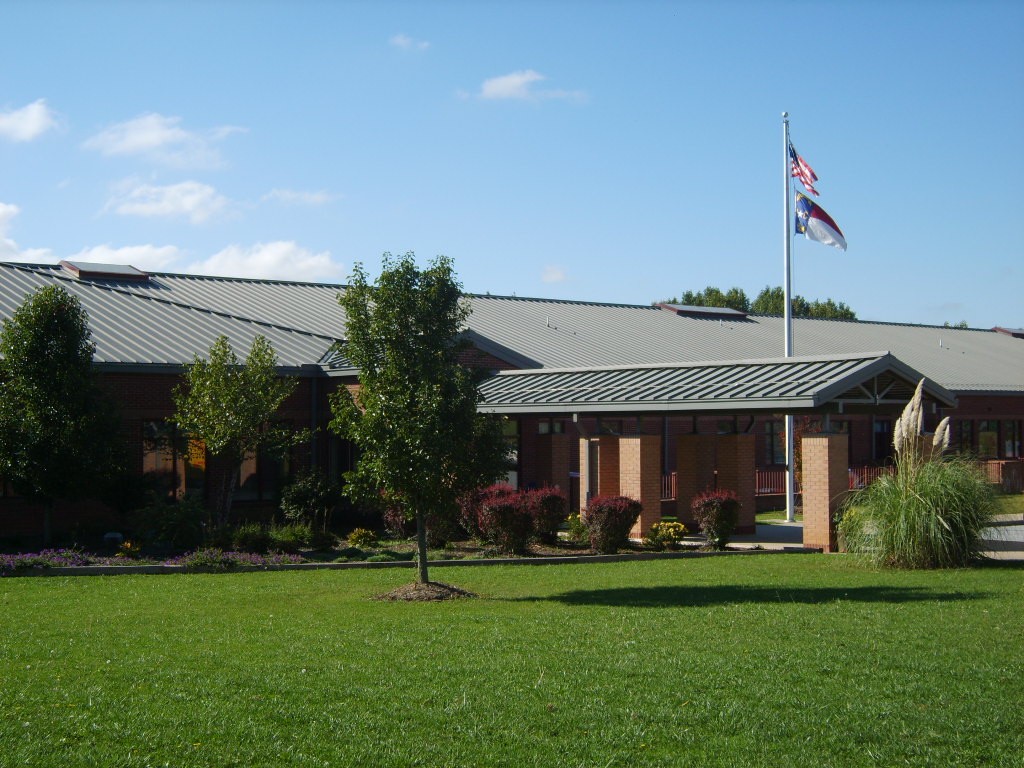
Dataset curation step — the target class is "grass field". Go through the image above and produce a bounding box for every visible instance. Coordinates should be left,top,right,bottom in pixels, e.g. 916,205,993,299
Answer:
2,555,1022,767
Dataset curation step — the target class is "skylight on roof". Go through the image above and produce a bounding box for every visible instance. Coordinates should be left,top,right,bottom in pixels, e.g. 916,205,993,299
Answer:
60,260,150,282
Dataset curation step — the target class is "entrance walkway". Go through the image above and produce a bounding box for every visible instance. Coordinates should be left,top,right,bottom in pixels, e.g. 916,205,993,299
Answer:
732,518,1024,560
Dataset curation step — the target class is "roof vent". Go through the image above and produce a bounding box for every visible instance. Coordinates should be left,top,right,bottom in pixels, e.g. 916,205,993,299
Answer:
60,260,150,283
658,303,748,320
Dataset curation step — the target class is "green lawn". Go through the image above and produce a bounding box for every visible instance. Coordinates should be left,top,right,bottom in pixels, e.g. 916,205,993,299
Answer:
2,555,1022,767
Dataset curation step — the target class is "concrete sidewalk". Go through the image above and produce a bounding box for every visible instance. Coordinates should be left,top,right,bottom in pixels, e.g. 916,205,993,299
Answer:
730,518,1024,560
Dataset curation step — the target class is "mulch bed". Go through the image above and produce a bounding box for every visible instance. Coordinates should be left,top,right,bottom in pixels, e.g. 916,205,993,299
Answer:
376,581,478,601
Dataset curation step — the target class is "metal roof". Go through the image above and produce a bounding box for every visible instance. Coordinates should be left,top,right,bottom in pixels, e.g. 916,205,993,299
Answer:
1,261,1020,394
0,262,341,371
463,296,1024,394
478,352,957,415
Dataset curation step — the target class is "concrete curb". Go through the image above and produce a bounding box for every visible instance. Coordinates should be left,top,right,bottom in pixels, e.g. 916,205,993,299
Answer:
6,545,823,578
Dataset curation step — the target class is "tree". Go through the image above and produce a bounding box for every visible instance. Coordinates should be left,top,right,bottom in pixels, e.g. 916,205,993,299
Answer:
173,334,300,528
751,286,856,320
330,253,510,585
0,286,123,543
668,286,750,313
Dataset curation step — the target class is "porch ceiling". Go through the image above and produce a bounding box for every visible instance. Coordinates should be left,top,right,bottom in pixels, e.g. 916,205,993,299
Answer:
477,352,957,415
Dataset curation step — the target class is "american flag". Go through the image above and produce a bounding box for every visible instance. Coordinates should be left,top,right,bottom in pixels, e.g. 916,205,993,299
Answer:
789,142,819,196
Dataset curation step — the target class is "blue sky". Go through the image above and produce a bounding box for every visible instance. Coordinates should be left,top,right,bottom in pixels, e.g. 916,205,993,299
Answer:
1,1,1021,329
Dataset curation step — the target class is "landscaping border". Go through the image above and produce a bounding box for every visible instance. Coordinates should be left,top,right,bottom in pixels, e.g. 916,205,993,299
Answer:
8,545,822,577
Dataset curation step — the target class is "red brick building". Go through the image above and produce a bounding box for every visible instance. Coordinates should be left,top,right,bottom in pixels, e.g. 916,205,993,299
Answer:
1,261,1021,541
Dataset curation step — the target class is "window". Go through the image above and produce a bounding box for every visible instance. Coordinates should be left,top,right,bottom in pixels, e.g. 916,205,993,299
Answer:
954,420,973,454
764,421,785,465
1003,420,1021,458
235,445,289,502
502,419,520,488
537,419,565,435
143,420,205,499
978,420,999,458
873,419,893,463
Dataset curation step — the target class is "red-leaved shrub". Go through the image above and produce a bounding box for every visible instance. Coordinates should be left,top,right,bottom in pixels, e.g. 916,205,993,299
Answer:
477,486,533,554
690,489,740,548
583,495,642,554
526,487,568,544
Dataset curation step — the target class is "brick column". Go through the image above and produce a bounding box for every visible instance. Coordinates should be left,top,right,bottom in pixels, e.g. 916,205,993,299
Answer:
802,434,848,552
619,435,662,539
676,435,716,527
578,437,591,514
716,434,757,534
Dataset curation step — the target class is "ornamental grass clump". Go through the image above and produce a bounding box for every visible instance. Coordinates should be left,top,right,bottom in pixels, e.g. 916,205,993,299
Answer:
583,495,642,554
838,379,996,568
691,489,740,549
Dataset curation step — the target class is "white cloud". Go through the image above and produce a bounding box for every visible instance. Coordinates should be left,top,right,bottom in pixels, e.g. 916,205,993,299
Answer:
67,244,183,271
83,113,244,168
478,70,586,102
0,99,58,142
188,241,344,282
542,265,567,283
481,70,546,100
390,33,429,51
107,180,228,224
262,188,333,206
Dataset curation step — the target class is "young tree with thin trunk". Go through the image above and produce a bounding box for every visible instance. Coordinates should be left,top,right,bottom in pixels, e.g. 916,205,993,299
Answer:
0,286,123,543
173,334,299,528
330,253,509,585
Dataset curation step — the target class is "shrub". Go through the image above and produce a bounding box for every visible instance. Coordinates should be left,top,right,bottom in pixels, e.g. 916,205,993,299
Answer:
136,493,206,551
583,496,642,554
691,489,740,549
566,513,588,544
280,471,340,532
168,548,304,571
527,487,568,545
838,456,995,568
231,522,273,553
267,522,312,554
348,527,379,549
644,519,689,551
477,487,534,554
309,529,338,551
382,503,412,538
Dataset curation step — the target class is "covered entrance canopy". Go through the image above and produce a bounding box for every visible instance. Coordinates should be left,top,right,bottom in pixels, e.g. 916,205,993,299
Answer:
478,351,957,415
478,351,957,551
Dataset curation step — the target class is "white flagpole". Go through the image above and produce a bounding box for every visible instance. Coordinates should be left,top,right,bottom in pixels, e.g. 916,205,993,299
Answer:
782,112,796,523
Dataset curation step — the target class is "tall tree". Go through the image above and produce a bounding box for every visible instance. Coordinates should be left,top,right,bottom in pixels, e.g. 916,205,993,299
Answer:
0,286,123,543
173,334,300,527
330,253,509,585
751,286,856,320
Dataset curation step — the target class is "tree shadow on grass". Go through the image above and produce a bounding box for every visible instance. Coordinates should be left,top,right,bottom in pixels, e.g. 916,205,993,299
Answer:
504,584,990,609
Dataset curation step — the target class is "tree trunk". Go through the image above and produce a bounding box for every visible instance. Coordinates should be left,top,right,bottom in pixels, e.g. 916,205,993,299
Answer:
43,499,54,546
215,466,237,530
415,509,430,584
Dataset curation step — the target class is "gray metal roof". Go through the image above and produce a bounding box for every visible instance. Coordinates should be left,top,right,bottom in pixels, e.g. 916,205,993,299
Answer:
478,352,957,414
0,262,342,370
1,261,1021,394
463,295,1024,394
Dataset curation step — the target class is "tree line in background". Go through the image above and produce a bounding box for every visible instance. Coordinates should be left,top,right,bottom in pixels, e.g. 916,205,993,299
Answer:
663,285,857,321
